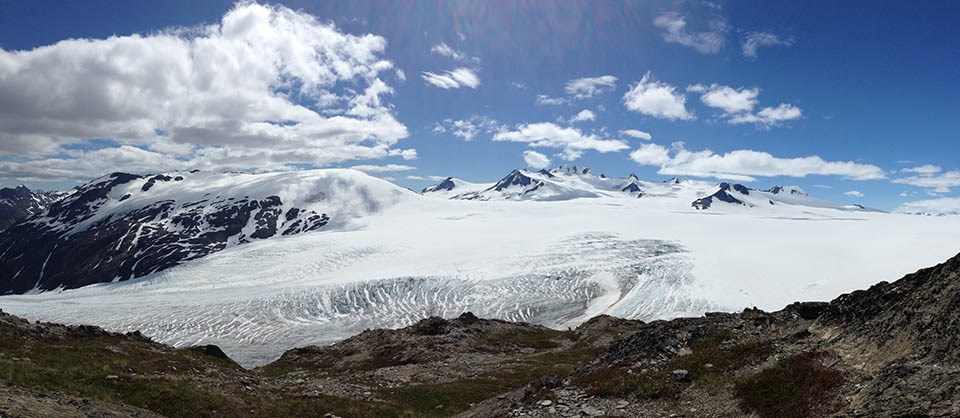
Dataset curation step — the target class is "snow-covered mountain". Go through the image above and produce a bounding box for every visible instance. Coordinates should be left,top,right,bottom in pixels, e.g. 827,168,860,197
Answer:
447,166,647,201
0,185,67,231
0,170,411,294
423,165,875,214
691,182,885,212
420,177,491,197
1,166,957,368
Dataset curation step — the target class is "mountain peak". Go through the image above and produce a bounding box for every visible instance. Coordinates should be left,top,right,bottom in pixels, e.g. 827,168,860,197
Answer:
421,177,457,193
550,165,592,176
766,185,807,196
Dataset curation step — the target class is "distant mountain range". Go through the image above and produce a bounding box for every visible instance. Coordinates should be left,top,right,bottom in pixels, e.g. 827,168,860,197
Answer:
0,165,925,296
421,165,881,212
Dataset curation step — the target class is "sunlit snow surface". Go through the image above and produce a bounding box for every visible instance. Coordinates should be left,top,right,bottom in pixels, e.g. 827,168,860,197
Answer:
3,192,960,367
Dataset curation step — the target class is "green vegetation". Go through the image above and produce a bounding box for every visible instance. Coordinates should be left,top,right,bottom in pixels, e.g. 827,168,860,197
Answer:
573,330,773,399
734,351,845,418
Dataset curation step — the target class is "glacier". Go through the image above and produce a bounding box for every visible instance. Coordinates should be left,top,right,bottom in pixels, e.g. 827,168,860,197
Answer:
2,168,960,367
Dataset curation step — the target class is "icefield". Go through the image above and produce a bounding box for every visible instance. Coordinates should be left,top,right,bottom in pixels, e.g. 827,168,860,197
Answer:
3,172,960,367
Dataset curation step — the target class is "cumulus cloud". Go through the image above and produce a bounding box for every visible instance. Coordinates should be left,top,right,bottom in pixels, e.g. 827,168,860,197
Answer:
569,109,596,124
432,115,500,141
742,32,794,58
621,129,652,140
896,197,960,215
405,175,426,181
844,190,864,198
629,142,886,181
623,73,694,120
395,69,406,82
421,67,480,89
652,13,727,54
688,83,801,127
687,83,759,114
535,94,568,106
522,150,551,170
0,2,413,181
493,122,629,161
564,75,618,99
348,164,416,173
892,169,960,193
902,164,942,175
728,103,803,128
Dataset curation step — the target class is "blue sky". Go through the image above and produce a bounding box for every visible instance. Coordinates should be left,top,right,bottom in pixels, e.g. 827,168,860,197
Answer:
0,1,958,212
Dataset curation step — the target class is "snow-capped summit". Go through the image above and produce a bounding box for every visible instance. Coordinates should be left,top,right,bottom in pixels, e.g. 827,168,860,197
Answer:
422,177,457,193
0,185,66,231
550,165,593,176
0,169,412,294
453,168,621,201
691,182,753,209
766,185,808,196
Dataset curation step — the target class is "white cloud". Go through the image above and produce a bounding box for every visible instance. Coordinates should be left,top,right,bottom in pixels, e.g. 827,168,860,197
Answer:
629,142,886,181
348,164,416,173
623,73,694,120
535,94,568,106
628,143,672,166
421,67,480,89
844,190,864,198
522,150,551,170
896,197,960,215
742,32,794,58
430,42,478,63
395,69,406,82
652,13,727,54
427,175,449,182
564,75,618,99
621,129,652,140
509,81,527,89
493,122,629,160
405,175,426,181
0,145,185,181
0,3,412,181
893,169,960,193
687,84,801,128
728,103,803,127
432,115,500,141
688,83,759,114
902,164,942,175
569,109,596,124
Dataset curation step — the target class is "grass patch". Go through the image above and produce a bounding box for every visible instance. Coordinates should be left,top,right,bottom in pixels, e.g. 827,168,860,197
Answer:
572,365,686,399
379,344,601,417
573,330,772,399
734,351,845,418
470,328,567,352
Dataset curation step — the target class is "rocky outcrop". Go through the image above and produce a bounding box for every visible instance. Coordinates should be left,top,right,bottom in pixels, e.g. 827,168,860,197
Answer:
692,182,752,209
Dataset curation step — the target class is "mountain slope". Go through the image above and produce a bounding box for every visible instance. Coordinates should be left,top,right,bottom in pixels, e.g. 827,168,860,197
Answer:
0,185,66,231
0,169,411,294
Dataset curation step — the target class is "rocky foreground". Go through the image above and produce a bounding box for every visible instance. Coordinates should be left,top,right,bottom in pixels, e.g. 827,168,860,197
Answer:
2,252,960,418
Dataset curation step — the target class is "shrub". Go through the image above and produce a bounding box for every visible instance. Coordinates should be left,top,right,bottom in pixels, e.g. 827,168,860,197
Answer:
734,351,845,418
